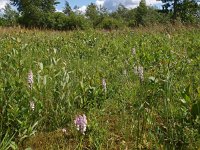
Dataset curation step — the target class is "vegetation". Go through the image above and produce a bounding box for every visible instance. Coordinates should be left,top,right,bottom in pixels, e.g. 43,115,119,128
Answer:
0,26,199,149
0,0,199,149
0,0,200,30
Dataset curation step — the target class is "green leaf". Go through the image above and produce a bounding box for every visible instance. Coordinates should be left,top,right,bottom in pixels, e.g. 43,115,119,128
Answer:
191,101,200,119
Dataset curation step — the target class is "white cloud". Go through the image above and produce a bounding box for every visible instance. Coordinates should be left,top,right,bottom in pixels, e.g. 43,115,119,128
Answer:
96,0,162,11
96,0,104,7
0,0,9,9
56,9,62,12
77,5,87,14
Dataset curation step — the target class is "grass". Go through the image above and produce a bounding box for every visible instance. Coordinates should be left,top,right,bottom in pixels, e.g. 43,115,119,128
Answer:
0,26,199,149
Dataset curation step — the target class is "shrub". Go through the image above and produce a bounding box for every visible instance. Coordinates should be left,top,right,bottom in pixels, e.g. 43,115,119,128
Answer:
98,17,123,30
64,14,91,30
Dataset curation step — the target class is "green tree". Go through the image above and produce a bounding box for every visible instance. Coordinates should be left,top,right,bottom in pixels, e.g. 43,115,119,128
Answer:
63,1,72,16
10,0,59,12
3,3,19,26
143,7,170,25
111,4,136,27
161,0,199,21
178,0,199,23
98,16,124,30
85,3,100,27
10,0,59,27
135,0,148,26
65,14,91,30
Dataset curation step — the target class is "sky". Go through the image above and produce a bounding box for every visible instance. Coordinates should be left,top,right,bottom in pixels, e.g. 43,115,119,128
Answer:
0,0,162,13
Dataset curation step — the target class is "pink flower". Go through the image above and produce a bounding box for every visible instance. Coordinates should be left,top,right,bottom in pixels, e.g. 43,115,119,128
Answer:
28,70,33,89
133,66,144,82
102,78,107,92
137,66,144,82
74,114,87,135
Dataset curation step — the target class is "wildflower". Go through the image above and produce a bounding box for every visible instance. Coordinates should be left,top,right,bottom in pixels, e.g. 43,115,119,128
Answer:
123,70,127,75
132,48,136,56
62,128,67,134
133,66,138,75
74,114,87,135
133,66,144,82
102,78,107,92
30,101,35,111
167,33,171,39
28,70,34,89
138,66,144,82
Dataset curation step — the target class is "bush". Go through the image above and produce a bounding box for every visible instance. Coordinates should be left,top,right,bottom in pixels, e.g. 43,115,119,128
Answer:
98,17,123,30
64,14,91,30
45,12,67,30
143,8,170,25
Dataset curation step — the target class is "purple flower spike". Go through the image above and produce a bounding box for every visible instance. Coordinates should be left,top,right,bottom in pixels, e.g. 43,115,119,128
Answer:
138,66,144,82
132,48,136,56
102,78,107,92
133,66,144,82
28,70,34,89
74,114,87,135
30,101,35,111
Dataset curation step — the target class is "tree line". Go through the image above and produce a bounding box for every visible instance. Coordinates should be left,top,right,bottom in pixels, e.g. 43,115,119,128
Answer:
0,0,199,30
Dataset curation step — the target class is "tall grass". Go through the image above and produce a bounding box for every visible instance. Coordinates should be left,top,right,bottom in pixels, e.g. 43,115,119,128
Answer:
0,27,199,149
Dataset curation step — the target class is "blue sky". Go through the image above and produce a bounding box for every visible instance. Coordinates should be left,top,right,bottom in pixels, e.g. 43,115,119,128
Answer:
56,0,96,11
0,0,96,11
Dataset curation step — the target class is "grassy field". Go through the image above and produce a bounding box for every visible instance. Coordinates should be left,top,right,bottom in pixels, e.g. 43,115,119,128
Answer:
0,26,200,149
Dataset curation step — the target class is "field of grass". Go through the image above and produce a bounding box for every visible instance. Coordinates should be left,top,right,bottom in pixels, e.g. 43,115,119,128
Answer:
0,26,200,150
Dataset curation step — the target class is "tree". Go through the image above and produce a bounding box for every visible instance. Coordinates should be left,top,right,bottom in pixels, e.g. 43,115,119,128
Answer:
161,0,199,21
63,1,72,16
10,0,59,27
85,3,100,27
135,0,148,26
98,16,123,30
10,0,59,12
179,0,199,23
115,4,129,19
3,3,19,26
73,5,80,14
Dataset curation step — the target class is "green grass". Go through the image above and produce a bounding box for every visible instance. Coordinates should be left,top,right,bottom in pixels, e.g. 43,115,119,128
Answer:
0,26,199,149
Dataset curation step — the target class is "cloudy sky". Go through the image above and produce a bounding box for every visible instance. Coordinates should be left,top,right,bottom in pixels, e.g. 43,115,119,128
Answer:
0,0,162,12
0,0,9,9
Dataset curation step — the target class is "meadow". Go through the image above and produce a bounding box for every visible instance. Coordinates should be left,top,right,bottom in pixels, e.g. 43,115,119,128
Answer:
0,26,199,149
